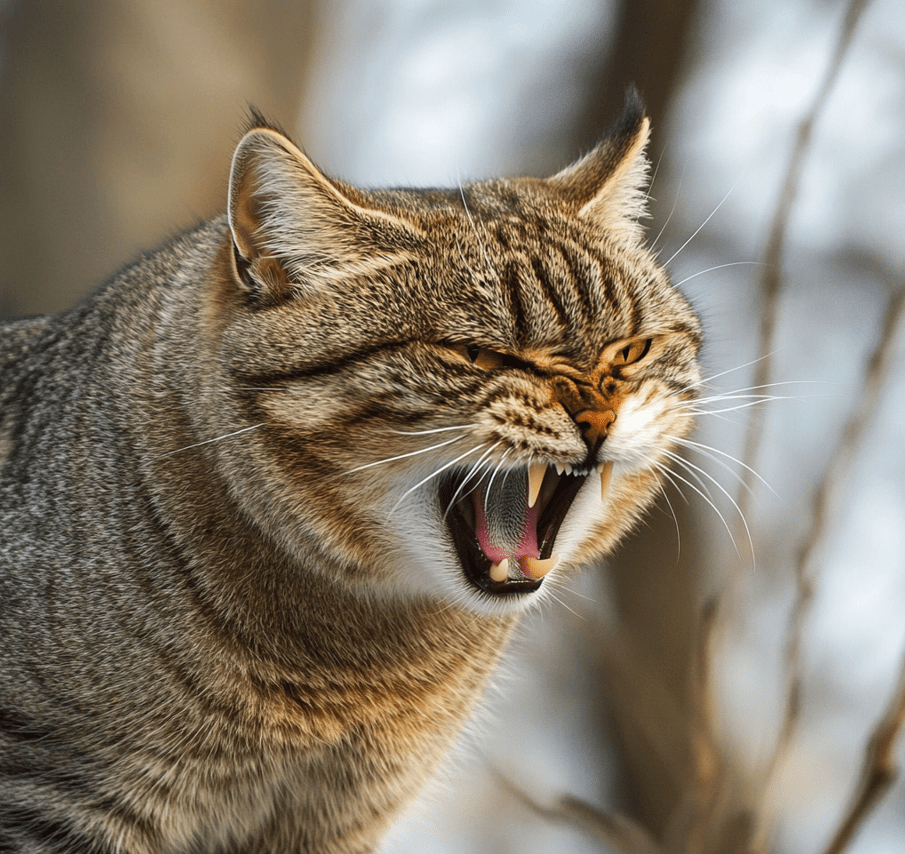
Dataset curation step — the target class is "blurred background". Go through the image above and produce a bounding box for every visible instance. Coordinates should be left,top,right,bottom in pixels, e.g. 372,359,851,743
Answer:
1,0,903,852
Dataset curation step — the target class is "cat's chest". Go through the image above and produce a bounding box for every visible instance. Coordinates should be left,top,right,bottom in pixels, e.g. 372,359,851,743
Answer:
141,614,513,851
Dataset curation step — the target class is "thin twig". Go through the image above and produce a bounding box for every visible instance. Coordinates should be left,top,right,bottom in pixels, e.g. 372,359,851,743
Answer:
736,0,873,522
764,280,905,789
494,769,663,854
668,598,719,854
821,648,905,854
690,598,721,801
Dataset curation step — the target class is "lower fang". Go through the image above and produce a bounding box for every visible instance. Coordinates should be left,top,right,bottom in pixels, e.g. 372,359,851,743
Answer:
597,461,613,501
523,556,559,579
489,559,510,583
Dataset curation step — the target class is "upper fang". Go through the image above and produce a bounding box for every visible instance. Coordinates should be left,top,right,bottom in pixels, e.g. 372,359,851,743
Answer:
527,462,546,508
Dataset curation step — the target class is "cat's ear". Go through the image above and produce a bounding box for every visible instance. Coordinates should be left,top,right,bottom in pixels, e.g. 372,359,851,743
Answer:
228,123,418,300
549,88,651,245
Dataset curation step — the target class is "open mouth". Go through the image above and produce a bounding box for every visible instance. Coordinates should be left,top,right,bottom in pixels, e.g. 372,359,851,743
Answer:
439,461,613,596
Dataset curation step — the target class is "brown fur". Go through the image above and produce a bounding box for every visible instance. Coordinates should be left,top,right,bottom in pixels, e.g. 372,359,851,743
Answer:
0,92,701,852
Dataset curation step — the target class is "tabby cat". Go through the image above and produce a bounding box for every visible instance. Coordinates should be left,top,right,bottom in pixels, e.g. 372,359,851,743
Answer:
0,91,701,853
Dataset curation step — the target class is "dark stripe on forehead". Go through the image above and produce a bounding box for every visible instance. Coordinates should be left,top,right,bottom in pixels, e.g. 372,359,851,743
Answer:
529,256,568,329
610,257,643,336
501,261,528,341
594,255,635,336
552,243,601,332
233,342,403,387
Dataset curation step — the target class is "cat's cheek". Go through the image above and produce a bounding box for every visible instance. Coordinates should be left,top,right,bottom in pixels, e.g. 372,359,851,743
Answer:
256,385,359,432
606,390,691,463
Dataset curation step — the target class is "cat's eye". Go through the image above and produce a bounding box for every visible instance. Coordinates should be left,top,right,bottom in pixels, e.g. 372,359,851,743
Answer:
461,344,504,370
612,338,652,366
450,343,526,371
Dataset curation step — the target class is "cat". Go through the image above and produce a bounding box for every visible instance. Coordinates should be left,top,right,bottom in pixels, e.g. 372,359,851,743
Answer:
0,90,701,853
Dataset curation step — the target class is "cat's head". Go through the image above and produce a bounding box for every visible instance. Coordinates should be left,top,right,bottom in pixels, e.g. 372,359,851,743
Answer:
212,93,701,616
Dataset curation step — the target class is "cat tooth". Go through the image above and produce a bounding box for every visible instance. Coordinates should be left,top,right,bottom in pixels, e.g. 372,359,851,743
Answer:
597,460,614,502
555,462,565,476
523,556,559,579
489,559,510,583
527,462,546,509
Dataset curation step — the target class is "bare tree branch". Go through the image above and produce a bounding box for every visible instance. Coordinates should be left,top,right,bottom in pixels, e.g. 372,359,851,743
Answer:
689,598,721,804
494,769,663,854
821,648,905,854
736,0,873,520
762,278,905,803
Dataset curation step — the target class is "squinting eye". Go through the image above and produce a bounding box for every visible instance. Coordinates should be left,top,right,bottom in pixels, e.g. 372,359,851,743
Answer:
450,343,508,371
463,344,504,370
614,338,652,366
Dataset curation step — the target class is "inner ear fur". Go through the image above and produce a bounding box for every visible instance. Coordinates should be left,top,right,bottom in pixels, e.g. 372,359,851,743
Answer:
227,125,418,300
548,88,652,246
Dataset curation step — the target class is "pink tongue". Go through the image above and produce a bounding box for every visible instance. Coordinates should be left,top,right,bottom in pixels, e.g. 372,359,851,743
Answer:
473,485,540,576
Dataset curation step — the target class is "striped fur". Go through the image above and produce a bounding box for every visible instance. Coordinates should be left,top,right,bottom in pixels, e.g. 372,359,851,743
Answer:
0,93,701,852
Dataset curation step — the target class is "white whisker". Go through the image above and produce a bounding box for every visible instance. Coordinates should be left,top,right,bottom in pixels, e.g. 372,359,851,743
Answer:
683,397,795,417
645,142,668,206
392,443,488,513
676,351,784,395
669,435,776,496
155,423,265,459
661,450,755,566
663,169,746,268
482,448,513,504
650,163,684,252
444,444,502,518
346,434,466,474
673,261,765,289
691,378,824,400
656,478,683,561
389,424,476,436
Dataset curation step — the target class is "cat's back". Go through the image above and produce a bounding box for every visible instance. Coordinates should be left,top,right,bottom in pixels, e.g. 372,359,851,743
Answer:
0,313,53,366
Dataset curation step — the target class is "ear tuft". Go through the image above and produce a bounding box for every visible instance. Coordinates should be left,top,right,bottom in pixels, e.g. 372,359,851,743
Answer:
548,87,652,246
227,126,417,301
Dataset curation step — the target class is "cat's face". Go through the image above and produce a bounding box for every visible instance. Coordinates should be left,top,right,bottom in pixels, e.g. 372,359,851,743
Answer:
213,100,701,616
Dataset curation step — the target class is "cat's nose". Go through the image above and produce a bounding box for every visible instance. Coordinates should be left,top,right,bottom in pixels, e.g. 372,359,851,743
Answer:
573,407,616,454
551,377,617,455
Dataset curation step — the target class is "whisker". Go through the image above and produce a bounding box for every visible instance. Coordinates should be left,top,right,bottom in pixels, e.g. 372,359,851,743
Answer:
663,168,746,268
673,261,765,289
650,163,684,252
482,448,513,504
154,423,265,459
676,351,784,394
444,444,502,518
661,450,755,565
645,141,668,206
656,462,745,561
691,378,827,399
656,478,683,561
391,443,489,513
677,396,797,417
389,424,476,436
485,460,517,506
540,585,582,620
687,389,803,405
662,448,717,501
345,434,466,474
669,435,776,496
